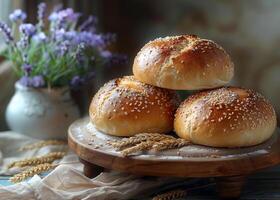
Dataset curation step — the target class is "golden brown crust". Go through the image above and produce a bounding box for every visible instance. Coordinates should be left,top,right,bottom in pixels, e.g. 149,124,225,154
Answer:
89,76,180,136
133,35,234,90
174,87,277,147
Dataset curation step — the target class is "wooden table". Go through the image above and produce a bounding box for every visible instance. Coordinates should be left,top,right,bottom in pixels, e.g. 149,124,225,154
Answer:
68,118,280,199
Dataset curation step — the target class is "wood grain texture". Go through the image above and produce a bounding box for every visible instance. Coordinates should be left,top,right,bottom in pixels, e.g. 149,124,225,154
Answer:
79,158,104,178
216,175,247,199
68,118,280,178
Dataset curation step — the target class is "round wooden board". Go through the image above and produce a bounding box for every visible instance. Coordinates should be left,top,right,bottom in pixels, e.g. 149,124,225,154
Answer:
68,117,280,178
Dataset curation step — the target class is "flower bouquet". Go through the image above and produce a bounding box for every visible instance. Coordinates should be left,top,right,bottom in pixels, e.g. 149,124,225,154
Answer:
0,3,126,139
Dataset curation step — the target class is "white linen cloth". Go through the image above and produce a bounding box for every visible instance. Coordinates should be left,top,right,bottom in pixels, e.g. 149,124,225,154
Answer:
0,132,190,200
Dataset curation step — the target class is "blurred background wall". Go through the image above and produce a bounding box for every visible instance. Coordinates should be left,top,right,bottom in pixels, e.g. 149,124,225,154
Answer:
1,0,280,129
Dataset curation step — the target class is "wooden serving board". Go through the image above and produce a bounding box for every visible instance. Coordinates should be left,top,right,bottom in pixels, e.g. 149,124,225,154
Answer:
68,117,280,199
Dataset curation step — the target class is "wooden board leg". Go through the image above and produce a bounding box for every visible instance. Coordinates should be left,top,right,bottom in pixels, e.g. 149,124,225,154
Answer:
79,158,104,178
215,175,247,199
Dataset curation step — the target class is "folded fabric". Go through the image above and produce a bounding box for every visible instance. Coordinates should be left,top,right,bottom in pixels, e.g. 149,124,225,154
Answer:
1,165,186,200
0,131,196,200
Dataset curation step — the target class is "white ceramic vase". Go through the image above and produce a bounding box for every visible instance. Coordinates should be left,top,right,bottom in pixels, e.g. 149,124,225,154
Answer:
5,82,80,139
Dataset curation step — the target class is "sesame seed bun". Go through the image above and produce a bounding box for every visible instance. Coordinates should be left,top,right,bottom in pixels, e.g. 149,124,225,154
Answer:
89,76,180,136
133,35,234,90
174,87,277,147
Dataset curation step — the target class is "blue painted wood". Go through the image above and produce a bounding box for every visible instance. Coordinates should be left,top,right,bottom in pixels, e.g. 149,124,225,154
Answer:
0,176,11,186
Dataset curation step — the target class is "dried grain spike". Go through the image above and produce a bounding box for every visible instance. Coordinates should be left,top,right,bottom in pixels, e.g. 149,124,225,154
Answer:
10,163,56,183
19,140,66,151
152,189,187,200
8,152,66,169
110,133,175,150
121,141,155,156
153,139,190,151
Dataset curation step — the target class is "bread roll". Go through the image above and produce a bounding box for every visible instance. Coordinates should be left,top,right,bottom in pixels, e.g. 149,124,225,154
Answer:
174,87,277,147
133,35,234,90
89,76,180,136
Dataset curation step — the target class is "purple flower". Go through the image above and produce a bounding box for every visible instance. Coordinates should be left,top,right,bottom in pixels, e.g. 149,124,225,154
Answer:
32,32,48,43
53,28,65,41
19,23,36,37
0,22,14,43
100,50,112,58
56,40,70,56
58,8,80,22
37,3,47,30
79,15,97,32
22,64,32,74
19,76,32,87
9,9,26,23
70,75,84,87
17,36,28,49
31,75,45,87
54,29,77,42
75,32,105,48
20,75,45,88
103,53,128,66
50,8,81,30
102,33,116,46
48,12,59,22
75,43,85,62
18,24,36,49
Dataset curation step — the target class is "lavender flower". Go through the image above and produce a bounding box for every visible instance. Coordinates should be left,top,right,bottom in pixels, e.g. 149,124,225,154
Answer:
37,3,47,30
22,63,32,75
100,50,112,58
102,52,128,66
52,8,81,30
70,75,84,87
102,33,116,46
19,24,36,37
31,75,45,87
75,32,105,48
48,12,59,22
9,9,26,23
18,24,36,48
58,8,80,22
32,32,48,43
53,28,65,41
1,5,125,88
17,37,28,49
79,15,97,32
0,22,14,43
54,29,77,42
75,43,85,63
56,40,70,56
19,74,46,88
19,76,31,87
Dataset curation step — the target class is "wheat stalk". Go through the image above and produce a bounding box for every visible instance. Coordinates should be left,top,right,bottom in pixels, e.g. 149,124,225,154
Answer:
8,152,66,169
121,141,155,156
153,139,190,151
108,133,191,156
19,140,66,151
10,163,57,183
152,189,187,200
109,133,175,150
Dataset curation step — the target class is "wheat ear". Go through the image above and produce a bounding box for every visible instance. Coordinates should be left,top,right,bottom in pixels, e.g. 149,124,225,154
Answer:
8,152,66,169
19,140,66,151
152,189,187,200
109,133,175,150
121,141,155,156
153,139,190,151
10,163,56,183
